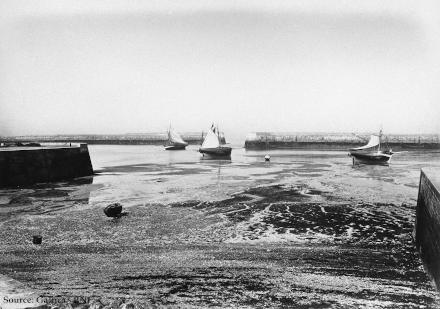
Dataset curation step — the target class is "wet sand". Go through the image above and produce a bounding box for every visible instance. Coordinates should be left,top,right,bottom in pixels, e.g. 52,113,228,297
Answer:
1,146,440,308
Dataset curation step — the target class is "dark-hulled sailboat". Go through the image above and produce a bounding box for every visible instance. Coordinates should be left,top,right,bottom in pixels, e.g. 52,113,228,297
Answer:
164,126,188,150
349,131,393,165
199,124,232,158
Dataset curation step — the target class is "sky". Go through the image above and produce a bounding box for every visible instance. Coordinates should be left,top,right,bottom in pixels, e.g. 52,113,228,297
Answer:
1,0,439,137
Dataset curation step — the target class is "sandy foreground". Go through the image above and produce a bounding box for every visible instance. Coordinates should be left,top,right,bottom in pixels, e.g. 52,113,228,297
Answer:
0,177,439,308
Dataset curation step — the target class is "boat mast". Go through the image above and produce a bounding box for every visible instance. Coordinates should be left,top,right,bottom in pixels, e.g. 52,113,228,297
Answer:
378,129,383,152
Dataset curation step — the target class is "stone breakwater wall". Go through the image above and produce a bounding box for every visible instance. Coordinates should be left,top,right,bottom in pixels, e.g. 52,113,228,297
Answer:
415,169,440,291
245,132,440,150
1,133,204,145
0,144,93,187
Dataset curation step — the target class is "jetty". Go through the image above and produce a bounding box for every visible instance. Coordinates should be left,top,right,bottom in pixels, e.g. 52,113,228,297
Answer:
415,169,440,291
0,133,204,146
245,132,440,150
0,143,93,187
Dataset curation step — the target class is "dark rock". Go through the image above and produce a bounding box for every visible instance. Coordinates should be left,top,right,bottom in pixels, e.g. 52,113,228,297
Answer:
32,235,42,245
104,203,123,217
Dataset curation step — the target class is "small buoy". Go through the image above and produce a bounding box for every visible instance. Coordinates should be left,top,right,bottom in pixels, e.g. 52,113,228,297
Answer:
104,203,123,218
265,154,270,162
32,235,42,245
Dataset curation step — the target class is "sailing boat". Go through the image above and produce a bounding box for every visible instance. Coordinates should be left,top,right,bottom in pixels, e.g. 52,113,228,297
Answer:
199,123,232,158
164,126,188,150
349,130,393,164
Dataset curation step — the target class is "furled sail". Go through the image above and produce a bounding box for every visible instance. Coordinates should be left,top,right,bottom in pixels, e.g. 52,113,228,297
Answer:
201,129,220,149
169,129,187,145
352,135,380,151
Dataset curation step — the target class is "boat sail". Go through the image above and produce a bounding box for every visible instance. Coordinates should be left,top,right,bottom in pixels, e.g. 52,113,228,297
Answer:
351,135,380,151
199,123,232,157
164,126,188,150
349,131,392,164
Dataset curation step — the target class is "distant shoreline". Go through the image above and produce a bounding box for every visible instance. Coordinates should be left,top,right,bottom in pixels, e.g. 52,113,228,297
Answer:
1,132,439,150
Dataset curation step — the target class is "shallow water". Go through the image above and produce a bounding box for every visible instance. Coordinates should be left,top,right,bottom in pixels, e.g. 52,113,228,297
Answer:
1,145,440,308
87,145,440,206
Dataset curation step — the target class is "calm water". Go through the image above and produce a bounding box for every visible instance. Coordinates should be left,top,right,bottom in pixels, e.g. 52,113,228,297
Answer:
87,145,440,207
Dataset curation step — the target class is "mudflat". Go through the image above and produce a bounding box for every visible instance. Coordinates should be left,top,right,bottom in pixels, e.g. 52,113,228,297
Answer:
1,145,440,307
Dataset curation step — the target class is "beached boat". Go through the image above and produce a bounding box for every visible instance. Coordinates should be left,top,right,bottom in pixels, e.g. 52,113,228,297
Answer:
199,124,232,158
349,132,393,165
164,126,188,150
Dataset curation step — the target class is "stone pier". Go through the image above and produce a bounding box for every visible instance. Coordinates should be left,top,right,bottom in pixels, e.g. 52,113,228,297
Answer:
0,143,93,187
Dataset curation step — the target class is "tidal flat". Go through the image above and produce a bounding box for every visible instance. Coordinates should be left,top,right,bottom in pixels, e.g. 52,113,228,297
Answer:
1,145,440,308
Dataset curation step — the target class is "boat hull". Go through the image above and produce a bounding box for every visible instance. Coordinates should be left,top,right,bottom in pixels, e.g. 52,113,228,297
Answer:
350,151,392,165
165,144,187,150
199,147,232,158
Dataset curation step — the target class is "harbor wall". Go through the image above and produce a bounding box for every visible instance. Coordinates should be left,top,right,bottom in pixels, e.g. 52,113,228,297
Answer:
0,133,204,146
3,132,439,149
415,169,440,291
245,132,440,150
0,144,93,187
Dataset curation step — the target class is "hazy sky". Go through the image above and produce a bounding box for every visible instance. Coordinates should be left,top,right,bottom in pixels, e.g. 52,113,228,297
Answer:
1,0,439,136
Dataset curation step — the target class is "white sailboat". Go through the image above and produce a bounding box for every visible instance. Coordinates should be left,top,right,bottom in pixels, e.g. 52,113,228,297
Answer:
199,124,232,158
164,126,188,150
349,131,393,164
